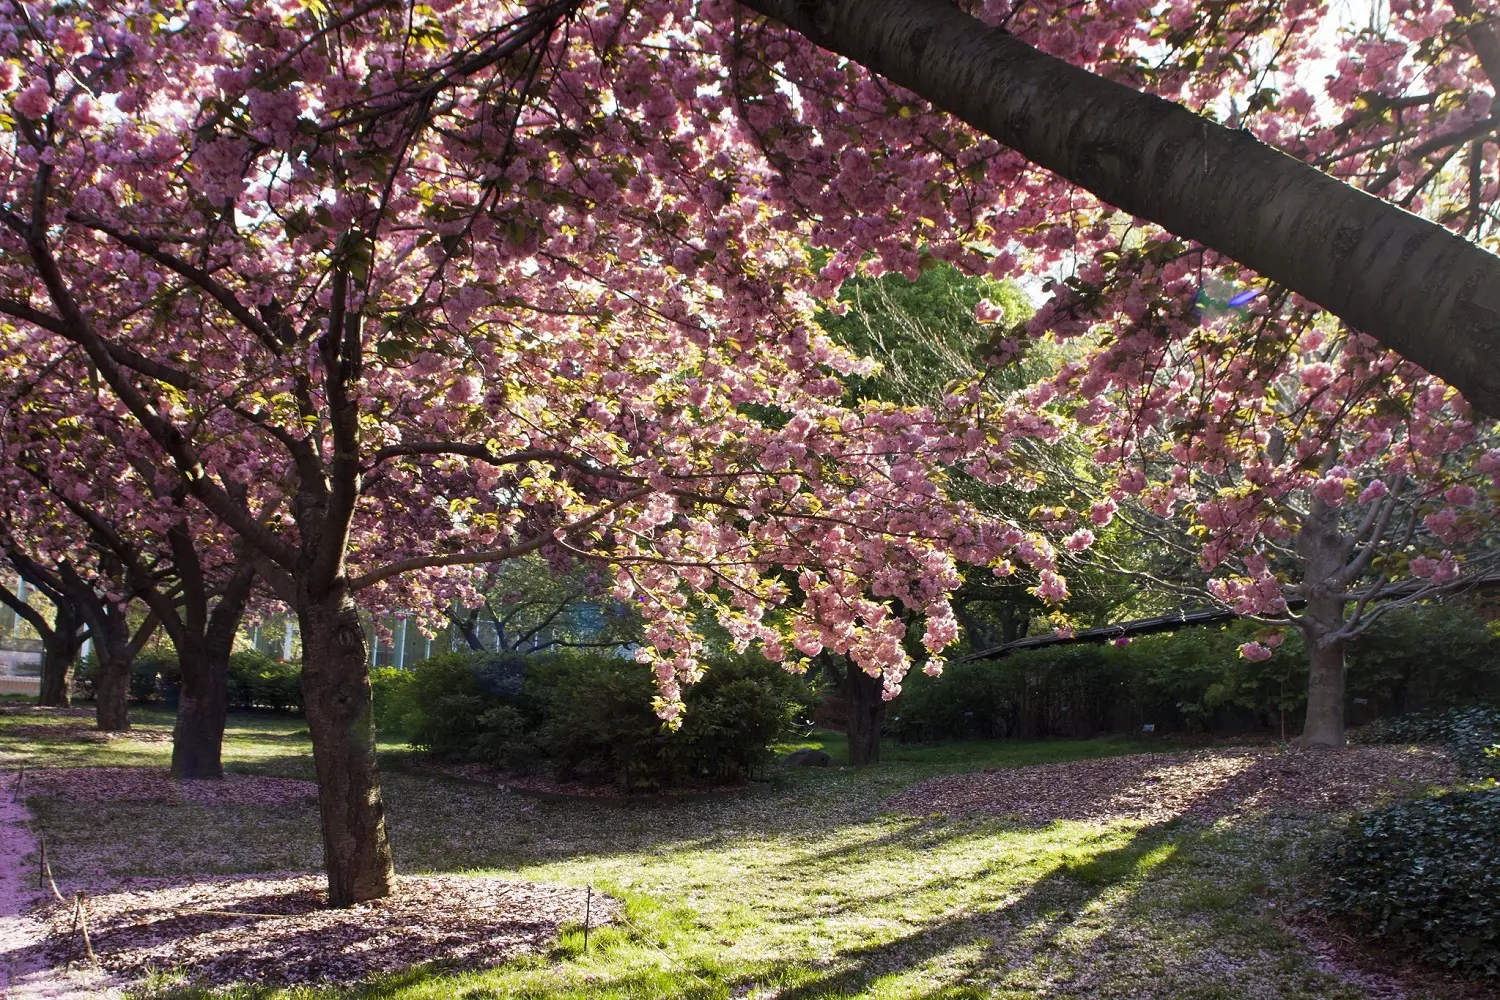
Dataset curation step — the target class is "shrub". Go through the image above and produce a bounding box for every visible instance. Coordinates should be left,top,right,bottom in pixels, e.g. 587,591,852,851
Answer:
401,651,527,757
1352,705,1500,779
401,649,810,789
130,652,181,704
1347,605,1500,716
892,603,1499,743
226,650,302,712
1322,788,1500,979
370,667,416,736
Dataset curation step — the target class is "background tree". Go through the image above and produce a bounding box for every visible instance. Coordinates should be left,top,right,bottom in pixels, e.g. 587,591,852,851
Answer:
1032,305,1500,746
443,558,640,656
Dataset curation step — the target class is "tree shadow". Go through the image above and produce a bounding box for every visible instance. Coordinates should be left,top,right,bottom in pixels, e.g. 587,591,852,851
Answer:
765,823,1178,1000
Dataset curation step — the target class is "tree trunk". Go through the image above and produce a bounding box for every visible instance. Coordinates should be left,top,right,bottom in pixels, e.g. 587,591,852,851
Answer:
37,605,81,708
845,663,886,766
94,650,132,731
298,588,395,907
738,0,1500,416
171,634,229,779
1296,500,1351,748
38,642,73,707
1302,623,1348,748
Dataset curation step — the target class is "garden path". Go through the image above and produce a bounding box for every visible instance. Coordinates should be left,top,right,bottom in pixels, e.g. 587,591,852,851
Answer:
0,772,120,999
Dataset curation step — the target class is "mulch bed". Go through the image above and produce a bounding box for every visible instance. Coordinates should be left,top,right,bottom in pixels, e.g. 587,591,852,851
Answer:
3,724,174,744
36,872,612,986
0,706,95,718
887,745,1457,824
406,757,750,802
22,767,317,806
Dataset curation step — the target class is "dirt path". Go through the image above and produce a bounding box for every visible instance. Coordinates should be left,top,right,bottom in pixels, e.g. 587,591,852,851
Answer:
0,773,121,1000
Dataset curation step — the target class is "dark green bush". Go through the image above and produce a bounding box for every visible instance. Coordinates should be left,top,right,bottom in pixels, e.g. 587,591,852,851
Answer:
130,652,181,703
226,650,302,712
892,621,1304,741
1322,788,1500,979
400,650,810,790
1352,705,1500,779
893,603,1499,742
1347,604,1500,715
399,651,528,756
370,666,416,735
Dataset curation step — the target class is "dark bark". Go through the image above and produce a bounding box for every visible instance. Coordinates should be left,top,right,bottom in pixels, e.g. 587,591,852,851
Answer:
92,610,158,733
38,602,82,707
94,651,132,731
298,585,395,907
167,559,254,780
171,633,228,779
1,552,86,707
738,0,1500,415
57,563,159,733
845,662,886,766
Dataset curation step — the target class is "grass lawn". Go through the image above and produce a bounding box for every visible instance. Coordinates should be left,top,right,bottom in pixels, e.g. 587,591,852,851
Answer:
0,711,1399,999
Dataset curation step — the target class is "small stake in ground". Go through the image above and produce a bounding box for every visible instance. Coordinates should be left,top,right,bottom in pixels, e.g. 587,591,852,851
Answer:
584,885,592,953
11,765,23,803
77,890,98,968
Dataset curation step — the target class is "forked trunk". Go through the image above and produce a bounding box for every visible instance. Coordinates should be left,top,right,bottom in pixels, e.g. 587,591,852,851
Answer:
172,633,230,779
846,663,886,766
298,588,395,907
168,562,252,780
94,650,132,731
37,609,81,707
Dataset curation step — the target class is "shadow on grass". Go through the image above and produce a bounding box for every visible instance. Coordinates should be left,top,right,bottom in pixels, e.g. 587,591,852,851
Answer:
766,824,1179,1000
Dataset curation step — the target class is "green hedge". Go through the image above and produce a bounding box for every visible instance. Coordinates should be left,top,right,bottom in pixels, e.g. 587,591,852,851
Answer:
388,650,813,790
891,604,1500,742
1322,788,1500,979
225,650,302,712
128,653,181,704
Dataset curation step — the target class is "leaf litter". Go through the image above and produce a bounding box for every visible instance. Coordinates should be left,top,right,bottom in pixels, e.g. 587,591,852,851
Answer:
886,745,1456,824
24,767,316,806
34,872,613,986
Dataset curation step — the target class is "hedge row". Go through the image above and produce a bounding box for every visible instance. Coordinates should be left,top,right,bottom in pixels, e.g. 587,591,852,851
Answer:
1352,705,1500,779
86,649,303,712
890,605,1500,741
374,650,815,790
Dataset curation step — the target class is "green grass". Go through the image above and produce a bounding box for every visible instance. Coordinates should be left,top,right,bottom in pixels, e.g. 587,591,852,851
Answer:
0,711,1397,999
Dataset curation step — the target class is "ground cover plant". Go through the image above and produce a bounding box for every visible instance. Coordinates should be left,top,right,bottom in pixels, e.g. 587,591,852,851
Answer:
1,708,1482,999
1322,787,1500,980
1352,706,1500,780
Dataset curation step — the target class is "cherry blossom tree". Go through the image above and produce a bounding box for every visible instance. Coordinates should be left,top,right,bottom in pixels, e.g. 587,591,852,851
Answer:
0,533,157,729
3,0,1495,905
0,2,1064,905
0,337,259,767
739,0,1500,414
0,544,84,707
1013,286,1500,747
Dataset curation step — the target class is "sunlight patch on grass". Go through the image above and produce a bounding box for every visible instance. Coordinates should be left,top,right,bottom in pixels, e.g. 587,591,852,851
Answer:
0,711,1386,1000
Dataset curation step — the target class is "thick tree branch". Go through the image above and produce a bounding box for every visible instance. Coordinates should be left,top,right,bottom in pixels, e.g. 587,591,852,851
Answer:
738,0,1500,413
